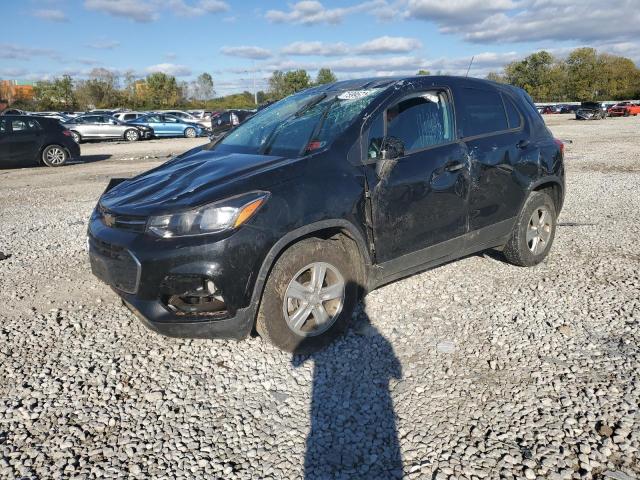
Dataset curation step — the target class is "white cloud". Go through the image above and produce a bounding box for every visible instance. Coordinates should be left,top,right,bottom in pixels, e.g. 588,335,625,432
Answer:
220,46,273,59
405,0,640,46
84,0,157,22
281,36,421,57
84,0,228,22
86,40,121,50
0,44,61,61
261,55,427,74
266,0,387,25
166,0,229,17
357,36,422,54
31,9,69,22
405,0,514,23
282,41,349,57
146,63,192,76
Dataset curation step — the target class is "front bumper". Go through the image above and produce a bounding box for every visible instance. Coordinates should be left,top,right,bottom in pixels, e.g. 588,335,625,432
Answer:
87,212,274,340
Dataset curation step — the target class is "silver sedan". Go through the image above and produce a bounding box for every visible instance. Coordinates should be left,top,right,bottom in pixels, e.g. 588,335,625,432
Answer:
63,115,151,143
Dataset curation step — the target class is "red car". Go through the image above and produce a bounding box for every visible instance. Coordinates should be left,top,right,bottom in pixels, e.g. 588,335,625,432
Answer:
608,102,640,117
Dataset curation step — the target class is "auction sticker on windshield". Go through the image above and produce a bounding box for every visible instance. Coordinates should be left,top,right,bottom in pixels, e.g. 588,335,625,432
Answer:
337,90,378,100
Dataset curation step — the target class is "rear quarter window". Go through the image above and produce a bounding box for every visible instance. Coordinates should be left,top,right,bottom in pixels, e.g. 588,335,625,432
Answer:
502,94,523,129
455,87,508,138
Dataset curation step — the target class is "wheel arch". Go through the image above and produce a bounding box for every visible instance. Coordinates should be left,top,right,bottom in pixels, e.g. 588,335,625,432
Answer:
247,219,372,328
529,177,564,214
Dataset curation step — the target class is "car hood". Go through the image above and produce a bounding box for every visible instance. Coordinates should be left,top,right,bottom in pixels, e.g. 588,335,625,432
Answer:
99,147,288,216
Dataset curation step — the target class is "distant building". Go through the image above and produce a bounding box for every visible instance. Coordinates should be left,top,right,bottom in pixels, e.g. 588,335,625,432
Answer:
0,80,35,105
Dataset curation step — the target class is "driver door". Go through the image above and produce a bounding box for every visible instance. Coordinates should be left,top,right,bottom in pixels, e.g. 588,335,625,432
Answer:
363,89,470,265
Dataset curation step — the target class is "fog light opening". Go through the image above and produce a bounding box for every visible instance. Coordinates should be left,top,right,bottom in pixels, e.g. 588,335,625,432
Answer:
161,275,228,317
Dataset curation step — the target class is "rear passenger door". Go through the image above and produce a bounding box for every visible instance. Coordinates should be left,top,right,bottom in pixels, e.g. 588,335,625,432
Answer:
8,118,42,164
0,118,12,166
453,85,528,237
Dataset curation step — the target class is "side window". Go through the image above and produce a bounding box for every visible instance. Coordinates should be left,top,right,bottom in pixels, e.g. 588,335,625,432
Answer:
456,87,508,137
386,91,454,154
503,94,523,129
11,120,28,132
146,115,161,123
0,119,6,133
164,116,179,123
366,113,384,159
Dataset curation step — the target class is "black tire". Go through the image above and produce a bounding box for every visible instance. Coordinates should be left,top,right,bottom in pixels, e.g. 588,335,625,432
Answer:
503,191,556,267
41,145,68,167
184,127,197,138
624,110,630,117
70,131,81,144
256,237,359,354
124,129,140,142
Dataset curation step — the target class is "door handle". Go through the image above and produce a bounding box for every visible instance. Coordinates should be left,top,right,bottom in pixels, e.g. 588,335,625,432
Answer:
445,161,464,172
516,139,529,149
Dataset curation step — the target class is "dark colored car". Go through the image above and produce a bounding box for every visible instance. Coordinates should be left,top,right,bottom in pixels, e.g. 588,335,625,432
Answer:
576,102,607,120
0,115,80,168
210,109,254,136
88,76,565,353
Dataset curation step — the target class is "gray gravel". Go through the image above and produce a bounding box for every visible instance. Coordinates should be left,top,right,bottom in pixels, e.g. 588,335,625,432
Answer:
1,115,639,479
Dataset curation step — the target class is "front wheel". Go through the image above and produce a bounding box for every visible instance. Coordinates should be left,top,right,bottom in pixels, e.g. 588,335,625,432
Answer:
503,191,556,267
124,129,140,142
184,127,197,138
256,238,359,354
41,145,68,167
70,131,81,143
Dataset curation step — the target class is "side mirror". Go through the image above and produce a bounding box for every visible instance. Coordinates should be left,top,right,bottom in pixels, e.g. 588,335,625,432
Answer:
379,136,405,160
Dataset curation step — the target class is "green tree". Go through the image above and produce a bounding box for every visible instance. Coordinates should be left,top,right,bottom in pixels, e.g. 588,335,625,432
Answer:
33,75,76,110
194,73,215,101
268,70,287,100
416,69,430,75
565,47,601,100
315,68,337,85
75,68,121,109
486,71,506,83
283,70,310,96
504,51,564,101
143,72,181,109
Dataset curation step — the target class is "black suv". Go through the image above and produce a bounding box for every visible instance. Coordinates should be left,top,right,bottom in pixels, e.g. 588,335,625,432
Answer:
210,109,254,136
0,115,80,168
88,76,565,353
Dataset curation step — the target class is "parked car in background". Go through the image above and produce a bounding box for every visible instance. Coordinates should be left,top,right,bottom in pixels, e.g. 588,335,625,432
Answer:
159,110,210,128
63,114,152,143
0,108,27,116
0,115,79,168
127,113,207,138
559,105,579,114
540,105,561,114
576,102,607,120
607,102,640,117
113,111,146,122
210,109,254,136
88,75,565,353
31,112,74,123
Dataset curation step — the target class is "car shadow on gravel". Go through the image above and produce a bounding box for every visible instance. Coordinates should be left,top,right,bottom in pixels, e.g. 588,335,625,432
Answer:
70,154,112,165
292,300,403,479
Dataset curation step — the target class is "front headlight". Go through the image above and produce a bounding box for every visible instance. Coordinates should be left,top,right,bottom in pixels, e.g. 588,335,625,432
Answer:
147,191,269,238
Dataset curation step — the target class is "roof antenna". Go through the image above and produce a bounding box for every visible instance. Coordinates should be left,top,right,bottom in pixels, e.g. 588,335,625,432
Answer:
465,56,475,77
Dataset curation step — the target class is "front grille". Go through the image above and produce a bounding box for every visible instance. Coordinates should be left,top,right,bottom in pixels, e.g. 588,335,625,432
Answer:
98,205,147,232
89,237,140,294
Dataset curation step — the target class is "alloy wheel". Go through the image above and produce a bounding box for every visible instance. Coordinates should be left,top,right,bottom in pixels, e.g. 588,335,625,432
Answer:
283,262,345,337
526,206,552,255
126,130,139,141
45,147,66,165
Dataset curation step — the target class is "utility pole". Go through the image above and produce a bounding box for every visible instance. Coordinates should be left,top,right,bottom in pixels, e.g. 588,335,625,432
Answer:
253,61,257,106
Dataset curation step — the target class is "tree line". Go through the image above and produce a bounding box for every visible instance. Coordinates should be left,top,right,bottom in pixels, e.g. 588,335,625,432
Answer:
3,47,639,112
487,47,640,102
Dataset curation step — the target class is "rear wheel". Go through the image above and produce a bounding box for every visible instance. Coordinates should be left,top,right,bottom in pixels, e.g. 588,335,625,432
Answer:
503,191,556,267
42,145,68,167
184,127,197,138
256,237,359,354
124,129,140,142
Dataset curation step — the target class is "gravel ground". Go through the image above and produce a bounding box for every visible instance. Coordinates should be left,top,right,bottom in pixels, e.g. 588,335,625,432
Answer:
0,115,639,479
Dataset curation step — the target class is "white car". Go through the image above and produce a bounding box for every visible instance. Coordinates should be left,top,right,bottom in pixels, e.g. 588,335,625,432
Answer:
159,110,210,128
113,111,146,122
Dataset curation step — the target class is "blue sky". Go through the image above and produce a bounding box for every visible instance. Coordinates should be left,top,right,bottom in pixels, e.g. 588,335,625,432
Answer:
2,0,639,95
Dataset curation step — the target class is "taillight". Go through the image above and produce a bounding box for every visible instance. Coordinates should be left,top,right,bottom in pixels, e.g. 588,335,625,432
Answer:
554,138,564,156
62,129,72,137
